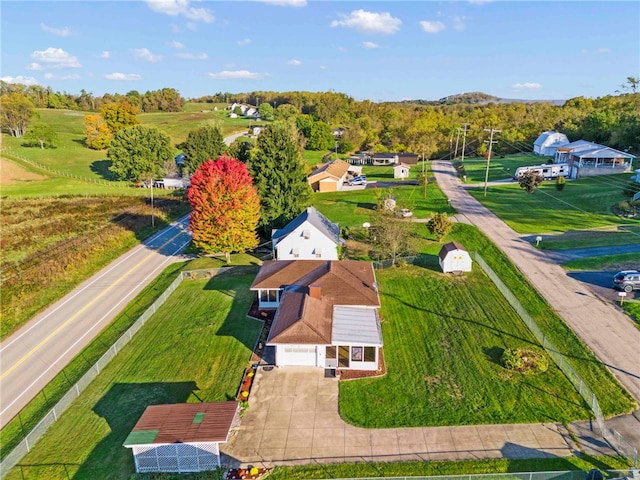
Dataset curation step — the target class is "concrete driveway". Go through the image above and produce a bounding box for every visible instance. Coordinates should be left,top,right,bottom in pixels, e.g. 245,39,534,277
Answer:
221,367,608,469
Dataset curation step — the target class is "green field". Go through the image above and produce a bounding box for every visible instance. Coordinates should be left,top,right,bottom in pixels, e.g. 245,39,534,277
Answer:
562,253,639,271
460,153,554,183
5,271,261,480
466,175,639,235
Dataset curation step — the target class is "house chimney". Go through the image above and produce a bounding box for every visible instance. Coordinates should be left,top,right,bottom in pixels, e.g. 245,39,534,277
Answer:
309,284,321,299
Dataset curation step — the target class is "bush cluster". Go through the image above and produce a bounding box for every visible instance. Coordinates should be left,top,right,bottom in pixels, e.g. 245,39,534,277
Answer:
501,348,549,374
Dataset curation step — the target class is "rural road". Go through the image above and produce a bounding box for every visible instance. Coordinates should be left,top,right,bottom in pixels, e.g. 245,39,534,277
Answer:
431,160,640,404
0,215,192,429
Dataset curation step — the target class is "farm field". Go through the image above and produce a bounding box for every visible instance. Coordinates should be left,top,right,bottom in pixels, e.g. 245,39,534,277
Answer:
4,272,262,480
465,174,639,236
0,193,189,338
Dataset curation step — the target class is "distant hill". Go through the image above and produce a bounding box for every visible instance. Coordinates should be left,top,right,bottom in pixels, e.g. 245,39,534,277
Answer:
403,92,566,106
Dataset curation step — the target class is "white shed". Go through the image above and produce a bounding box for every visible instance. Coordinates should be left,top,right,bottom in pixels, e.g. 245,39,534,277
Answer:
438,242,472,273
393,163,411,179
124,402,239,474
533,131,569,156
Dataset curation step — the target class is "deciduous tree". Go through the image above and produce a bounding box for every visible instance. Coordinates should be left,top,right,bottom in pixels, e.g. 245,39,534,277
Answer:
100,101,140,134
107,125,173,182
427,212,452,241
370,207,416,265
518,170,544,194
84,114,112,149
187,156,260,262
22,122,58,149
181,122,226,174
0,92,34,137
248,121,311,233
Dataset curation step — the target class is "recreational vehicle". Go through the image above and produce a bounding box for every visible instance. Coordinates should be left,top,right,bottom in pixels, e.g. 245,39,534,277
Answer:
513,163,569,181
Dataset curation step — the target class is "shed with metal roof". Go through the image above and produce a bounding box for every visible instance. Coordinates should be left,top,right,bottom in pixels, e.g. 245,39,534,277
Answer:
123,402,239,474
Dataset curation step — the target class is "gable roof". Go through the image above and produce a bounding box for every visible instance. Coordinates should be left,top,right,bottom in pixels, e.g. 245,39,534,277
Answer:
308,159,350,181
438,242,468,261
558,140,636,159
272,207,341,244
123,402,238,446
251,260,379,307
267,289,333,344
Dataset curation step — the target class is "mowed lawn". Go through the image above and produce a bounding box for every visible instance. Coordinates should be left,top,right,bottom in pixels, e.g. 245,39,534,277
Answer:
6,273,261,480
339,264,589,427
460,153,554,183
466,174,639,235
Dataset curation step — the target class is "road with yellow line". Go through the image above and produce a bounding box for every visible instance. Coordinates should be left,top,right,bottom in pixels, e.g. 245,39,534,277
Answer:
0,215,192,428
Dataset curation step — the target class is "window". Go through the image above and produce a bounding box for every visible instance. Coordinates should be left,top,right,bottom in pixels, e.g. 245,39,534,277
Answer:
292,248,299,258
326,346,337,359
260,290,278,303
351,346,363,362
350,346,376,363
364,347,376,362
302,229,311,239
315,248,322,258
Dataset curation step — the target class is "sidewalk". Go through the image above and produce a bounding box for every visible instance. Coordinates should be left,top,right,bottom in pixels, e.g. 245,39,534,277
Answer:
222,367,616,469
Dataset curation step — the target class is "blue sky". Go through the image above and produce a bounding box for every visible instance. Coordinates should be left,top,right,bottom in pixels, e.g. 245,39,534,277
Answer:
2,1,639,102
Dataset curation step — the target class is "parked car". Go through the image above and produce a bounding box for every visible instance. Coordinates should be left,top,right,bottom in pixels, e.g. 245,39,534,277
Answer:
612,270,640,292
348,175,367,186
396,208,413,218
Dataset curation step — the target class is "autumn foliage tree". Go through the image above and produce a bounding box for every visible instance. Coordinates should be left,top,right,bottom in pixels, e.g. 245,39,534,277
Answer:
187,156,260,262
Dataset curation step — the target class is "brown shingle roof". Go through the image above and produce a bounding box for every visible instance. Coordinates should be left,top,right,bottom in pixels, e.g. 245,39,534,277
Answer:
438,242,467,261
308,159,350,181
267,289,333,344
251,260,379,307
123,402,238,446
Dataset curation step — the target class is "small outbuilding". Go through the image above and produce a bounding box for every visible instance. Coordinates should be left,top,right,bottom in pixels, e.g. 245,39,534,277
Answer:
393,163,411,179
438,242,472,273
123,402,239,474
533,131,569,156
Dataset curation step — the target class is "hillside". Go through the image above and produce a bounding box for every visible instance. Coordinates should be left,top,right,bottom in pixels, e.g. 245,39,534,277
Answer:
404,92,566,106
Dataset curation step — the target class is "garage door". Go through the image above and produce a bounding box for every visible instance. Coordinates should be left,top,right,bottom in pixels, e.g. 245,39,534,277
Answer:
278,345,317,366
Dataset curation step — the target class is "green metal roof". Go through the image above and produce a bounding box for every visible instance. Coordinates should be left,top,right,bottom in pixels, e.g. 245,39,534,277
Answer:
123,429,159,446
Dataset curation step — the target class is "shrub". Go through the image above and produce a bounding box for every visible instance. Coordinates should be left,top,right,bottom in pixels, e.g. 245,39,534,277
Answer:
556,175,566,191
501,348,548,374
427,212,452,240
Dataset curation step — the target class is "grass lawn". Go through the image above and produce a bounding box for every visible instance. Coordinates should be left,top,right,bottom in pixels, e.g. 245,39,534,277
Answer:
460,153,553,183
5,271,262,480
466,175,639,236
623,301,640,327
562,253,639,271
339,224,636,426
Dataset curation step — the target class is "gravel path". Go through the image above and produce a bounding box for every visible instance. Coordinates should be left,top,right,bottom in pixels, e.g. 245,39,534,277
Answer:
431,160,640,404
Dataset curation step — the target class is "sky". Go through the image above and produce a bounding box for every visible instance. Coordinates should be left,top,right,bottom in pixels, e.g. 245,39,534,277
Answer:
1,1,639,102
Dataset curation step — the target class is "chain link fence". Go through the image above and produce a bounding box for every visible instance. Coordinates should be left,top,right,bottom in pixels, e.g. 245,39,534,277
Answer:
0,267,234,478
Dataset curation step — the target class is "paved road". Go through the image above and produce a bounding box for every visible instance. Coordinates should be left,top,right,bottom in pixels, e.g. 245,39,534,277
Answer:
0,216,192,428
431,160,640,404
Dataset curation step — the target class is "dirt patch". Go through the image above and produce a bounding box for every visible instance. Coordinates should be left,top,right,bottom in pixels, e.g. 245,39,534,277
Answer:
0,158,48,185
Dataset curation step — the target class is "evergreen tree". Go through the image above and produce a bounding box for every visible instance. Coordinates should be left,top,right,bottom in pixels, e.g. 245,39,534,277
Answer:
181,122,226,175
248,121,311,233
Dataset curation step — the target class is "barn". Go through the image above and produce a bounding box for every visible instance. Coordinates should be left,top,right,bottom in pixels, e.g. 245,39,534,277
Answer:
438,242,472,273
123,402,239,474
533,131,569,156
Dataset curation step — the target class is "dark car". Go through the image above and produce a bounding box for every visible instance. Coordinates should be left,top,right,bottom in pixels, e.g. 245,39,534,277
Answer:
613,270,640,293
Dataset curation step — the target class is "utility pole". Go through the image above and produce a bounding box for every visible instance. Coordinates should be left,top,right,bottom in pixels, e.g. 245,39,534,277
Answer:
453,128,462,160
460,123,470,163
483,128,501,197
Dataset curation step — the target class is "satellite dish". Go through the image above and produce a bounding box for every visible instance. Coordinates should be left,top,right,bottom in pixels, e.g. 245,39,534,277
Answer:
363,222,371,229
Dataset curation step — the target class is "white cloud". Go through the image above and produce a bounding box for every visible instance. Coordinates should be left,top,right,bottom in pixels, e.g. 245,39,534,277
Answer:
419,20,445,33
40,23,71,37
176,52,208,60
0,75,39,86
169,40,186,48
105,72,142,81
288,59,302,66
31,47,80,68
362,41,379,49
257,0,307,6
237,38,251,46
44,73,80,80
331,9,401,35
144,0,214,22
26,63,43,71
450,16,469,30
207,70,267,80
582,47,610,54
99,51,111,59
132,48,163,62
512,82,543,90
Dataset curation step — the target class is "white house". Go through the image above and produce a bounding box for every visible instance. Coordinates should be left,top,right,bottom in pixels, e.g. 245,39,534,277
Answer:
272,207,343,261
123,402,239,474
393,163,411,179
438,242,472,273
250,260,382,371
555,140,635,178
533,131,569,156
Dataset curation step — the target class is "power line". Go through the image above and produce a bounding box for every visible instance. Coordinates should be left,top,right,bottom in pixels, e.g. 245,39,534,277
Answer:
483,128,501,197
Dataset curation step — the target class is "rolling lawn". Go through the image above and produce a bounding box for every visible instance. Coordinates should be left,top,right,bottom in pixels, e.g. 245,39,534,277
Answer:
5,272,262,480
460,153,554,183
466,175,639,235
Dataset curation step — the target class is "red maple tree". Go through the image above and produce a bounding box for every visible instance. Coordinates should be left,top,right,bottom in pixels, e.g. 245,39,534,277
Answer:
187,156,260,262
